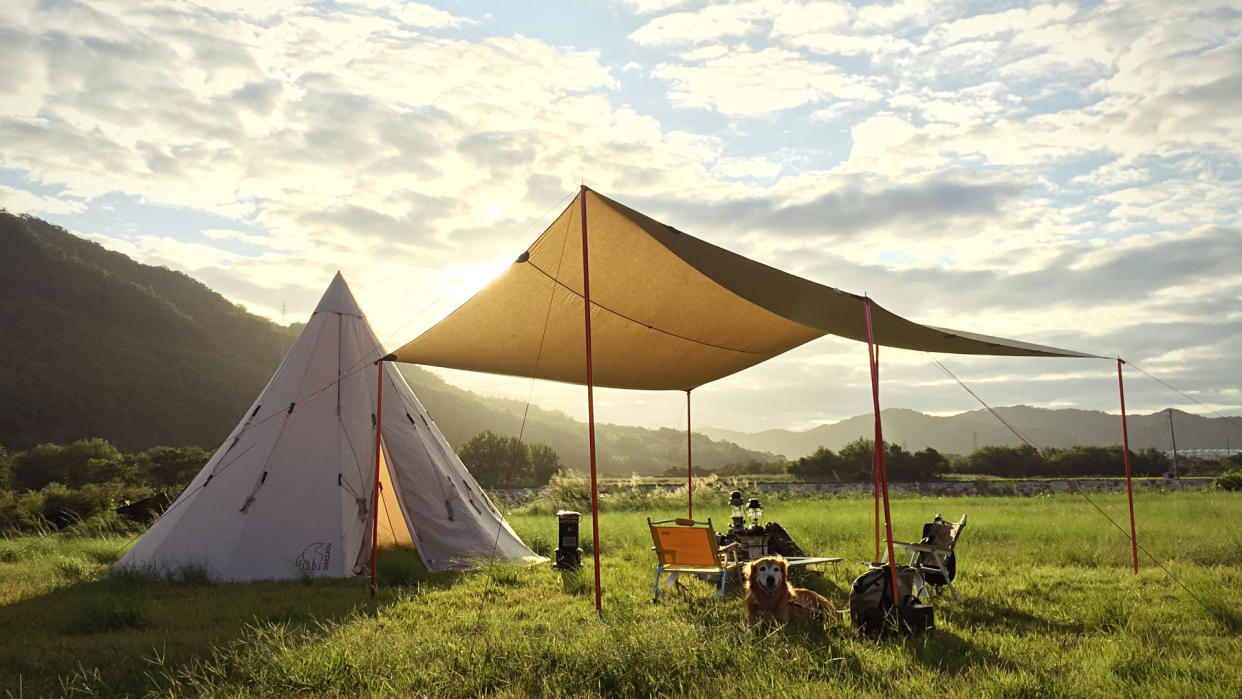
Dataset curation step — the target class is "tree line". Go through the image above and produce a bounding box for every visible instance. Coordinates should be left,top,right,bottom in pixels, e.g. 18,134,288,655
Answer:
675,438,1241,481
0,431,565,533
0,438,209,532
4,434,1237,534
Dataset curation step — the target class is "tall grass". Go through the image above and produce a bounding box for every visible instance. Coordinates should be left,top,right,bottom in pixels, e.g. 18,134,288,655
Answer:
1,491,1239,697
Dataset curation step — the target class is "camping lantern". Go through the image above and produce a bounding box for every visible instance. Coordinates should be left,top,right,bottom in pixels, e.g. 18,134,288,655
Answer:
729,490,746,531
553,510,582,571
747,498,764,527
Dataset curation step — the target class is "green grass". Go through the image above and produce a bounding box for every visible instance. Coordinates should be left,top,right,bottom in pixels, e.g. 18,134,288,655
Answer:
1,491,1240,697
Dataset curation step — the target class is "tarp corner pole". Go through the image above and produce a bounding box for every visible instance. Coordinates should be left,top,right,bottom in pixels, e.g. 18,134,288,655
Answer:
580,185,603,614
686,390,693,519
370,355,388,599
872,343,881,560
864,298,900,604
1117,358,1139,574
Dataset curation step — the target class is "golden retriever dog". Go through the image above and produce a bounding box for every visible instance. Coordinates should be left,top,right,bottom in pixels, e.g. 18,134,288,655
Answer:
743,554,838,625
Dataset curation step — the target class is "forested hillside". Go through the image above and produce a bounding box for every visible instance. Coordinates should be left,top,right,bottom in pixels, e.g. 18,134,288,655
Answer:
0,211,300,451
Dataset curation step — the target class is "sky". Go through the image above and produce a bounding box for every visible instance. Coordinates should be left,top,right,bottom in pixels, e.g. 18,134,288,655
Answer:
2,0,1240,437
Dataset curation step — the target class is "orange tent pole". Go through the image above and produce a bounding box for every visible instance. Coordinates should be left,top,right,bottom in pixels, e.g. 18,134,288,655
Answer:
686,390,693,519
370,356,388,598
581,186,603,613
872,342,881,560
1117,358,1139,573
864,299,900,603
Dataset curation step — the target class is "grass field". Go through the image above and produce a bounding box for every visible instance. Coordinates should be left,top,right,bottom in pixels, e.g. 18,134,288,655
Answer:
2,489,1240,697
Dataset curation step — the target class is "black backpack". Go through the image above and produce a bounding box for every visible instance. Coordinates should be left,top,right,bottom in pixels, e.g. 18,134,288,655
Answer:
849,564,934,635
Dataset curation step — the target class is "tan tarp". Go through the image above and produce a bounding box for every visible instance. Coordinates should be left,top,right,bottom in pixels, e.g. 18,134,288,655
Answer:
393,188,1098,390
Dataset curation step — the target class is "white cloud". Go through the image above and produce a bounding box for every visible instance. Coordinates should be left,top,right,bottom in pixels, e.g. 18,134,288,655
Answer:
654,45,881,114
347,0,466,28
0,185,84,216
2,0,1241,430
935,3,1078,43
629,2,771,45
616,0,698,15
712,156,782,179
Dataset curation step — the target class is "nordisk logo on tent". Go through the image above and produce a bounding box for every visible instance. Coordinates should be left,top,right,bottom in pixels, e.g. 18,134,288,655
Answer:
296,542,332,572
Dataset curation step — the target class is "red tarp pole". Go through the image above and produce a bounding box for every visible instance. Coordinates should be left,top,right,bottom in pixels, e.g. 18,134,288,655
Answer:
871,342,881,560
581,186,603,613
370,357,385,599
864,299,901,603
1117,358,1139,573
686,390,693,519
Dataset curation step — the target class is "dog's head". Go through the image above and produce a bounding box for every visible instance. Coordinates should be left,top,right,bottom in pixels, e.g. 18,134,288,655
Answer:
744,554,790,597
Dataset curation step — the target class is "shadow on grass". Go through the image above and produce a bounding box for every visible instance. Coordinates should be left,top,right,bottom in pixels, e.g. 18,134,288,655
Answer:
901,627,1010,675
0,546,466,696
952,596,1093,636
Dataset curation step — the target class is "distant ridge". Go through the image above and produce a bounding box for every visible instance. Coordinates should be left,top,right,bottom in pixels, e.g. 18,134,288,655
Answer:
699,406,1242,459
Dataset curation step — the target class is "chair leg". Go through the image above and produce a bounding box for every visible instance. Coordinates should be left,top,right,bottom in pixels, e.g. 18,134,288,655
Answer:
653,567,663,601
713,569,727,600
930,552,959,601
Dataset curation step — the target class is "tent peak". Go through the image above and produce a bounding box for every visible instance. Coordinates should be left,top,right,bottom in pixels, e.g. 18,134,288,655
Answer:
314,272,363,317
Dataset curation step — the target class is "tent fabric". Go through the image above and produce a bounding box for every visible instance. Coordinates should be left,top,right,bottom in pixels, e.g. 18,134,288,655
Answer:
118,273,542,582
392,188,1099,391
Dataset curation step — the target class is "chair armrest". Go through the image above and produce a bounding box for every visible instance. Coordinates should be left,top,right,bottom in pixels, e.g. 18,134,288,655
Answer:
719,541,742,552
892,541,950,554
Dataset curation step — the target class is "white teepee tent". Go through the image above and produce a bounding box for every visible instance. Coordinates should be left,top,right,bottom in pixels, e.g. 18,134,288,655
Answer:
118,272,543,581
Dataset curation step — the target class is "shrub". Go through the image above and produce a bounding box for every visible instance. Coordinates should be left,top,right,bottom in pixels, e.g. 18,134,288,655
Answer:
1214,470,1242,491
458,431,562,488
54,556,93,582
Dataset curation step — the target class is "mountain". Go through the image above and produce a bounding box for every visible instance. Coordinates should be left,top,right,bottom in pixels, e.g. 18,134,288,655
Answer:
699,406,1242,459
0,210,301,452
398,366,780,475
0,210,776,474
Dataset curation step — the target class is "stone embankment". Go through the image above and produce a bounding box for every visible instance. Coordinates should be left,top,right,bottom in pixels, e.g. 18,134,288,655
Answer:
754,477,1214,496
496,477,1214,504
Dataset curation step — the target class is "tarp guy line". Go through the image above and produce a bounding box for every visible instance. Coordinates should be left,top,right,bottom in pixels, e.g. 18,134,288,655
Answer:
929,354,1240,641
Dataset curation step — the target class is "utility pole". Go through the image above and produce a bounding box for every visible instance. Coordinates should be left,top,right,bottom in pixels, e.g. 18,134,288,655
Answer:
1168,408,1179,479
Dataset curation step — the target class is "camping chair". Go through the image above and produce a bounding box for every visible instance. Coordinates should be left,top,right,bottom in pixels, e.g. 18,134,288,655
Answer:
885,513,967,602
648,517,742,601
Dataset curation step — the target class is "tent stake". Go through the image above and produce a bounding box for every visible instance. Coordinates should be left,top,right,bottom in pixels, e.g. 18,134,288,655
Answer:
686,390,693,519
864,299,900,601
580,186,603,614
1117,358,1139,573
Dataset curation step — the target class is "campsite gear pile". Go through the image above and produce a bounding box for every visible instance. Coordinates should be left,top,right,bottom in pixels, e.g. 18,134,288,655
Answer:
849,564,934,635
717,491,806,561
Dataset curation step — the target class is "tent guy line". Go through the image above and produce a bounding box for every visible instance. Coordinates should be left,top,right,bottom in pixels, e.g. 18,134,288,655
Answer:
928,353,1239,642
524,257,774,355
1126,362,1242,433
